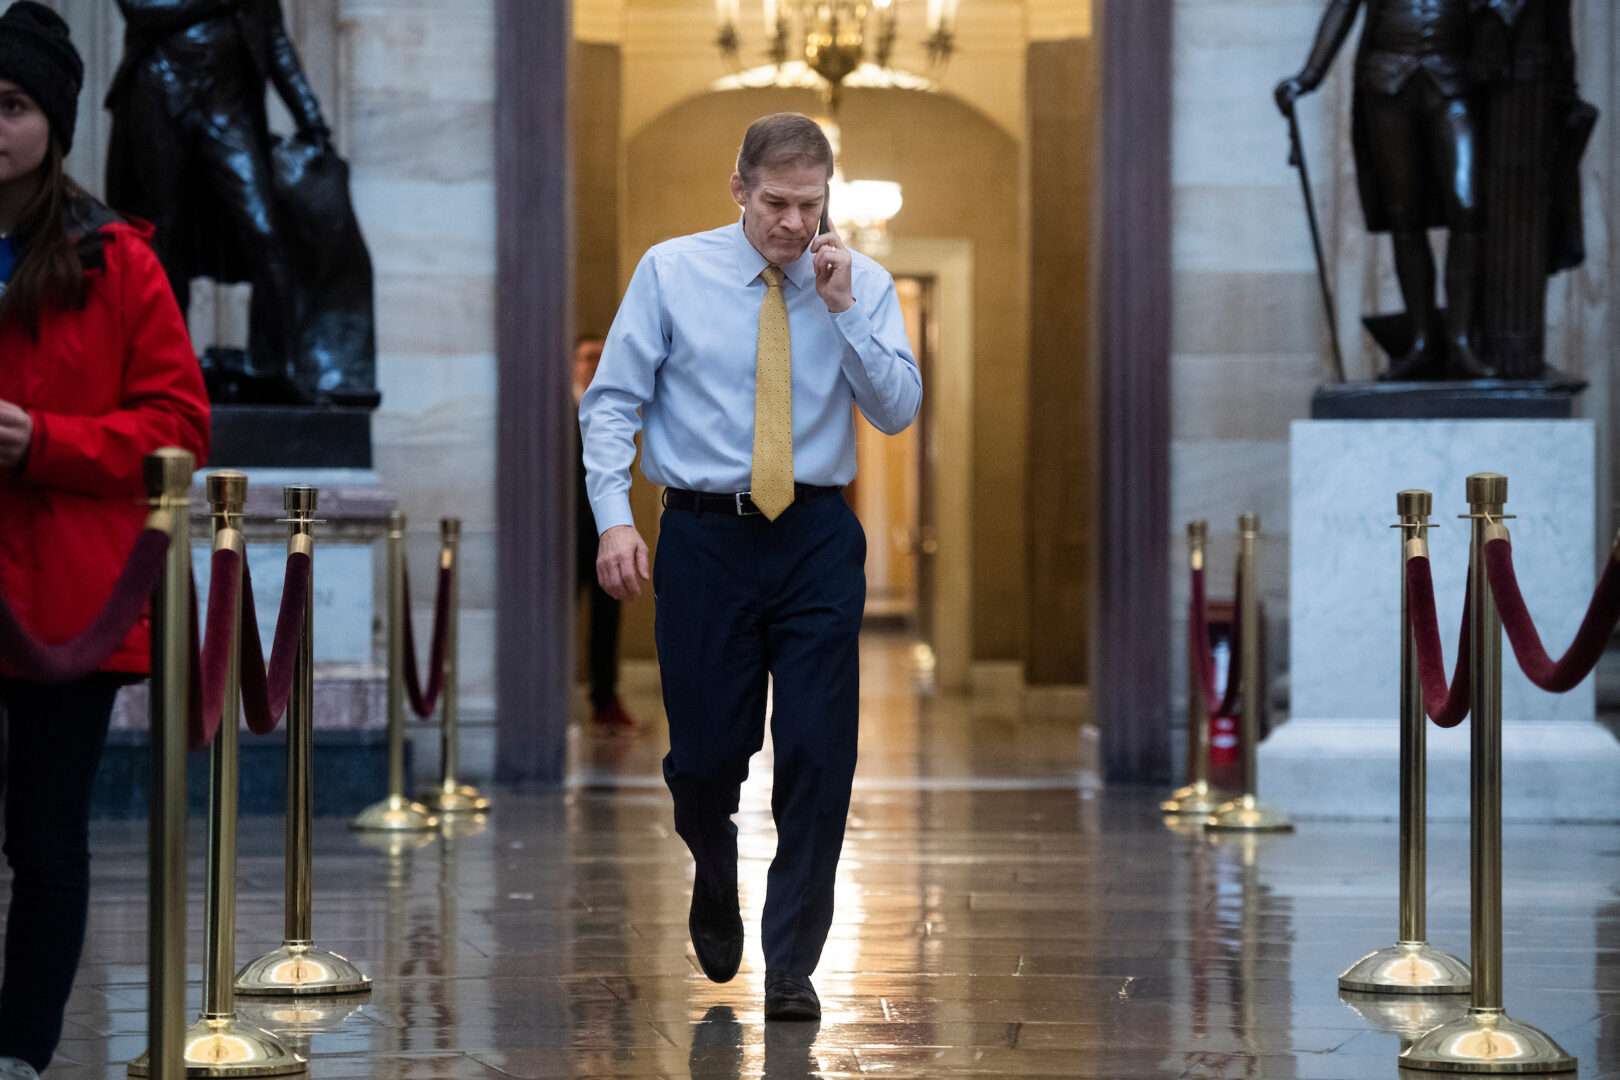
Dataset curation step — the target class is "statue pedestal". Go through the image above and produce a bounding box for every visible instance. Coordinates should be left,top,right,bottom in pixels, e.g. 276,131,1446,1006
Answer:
1264,418,1620,821
210,405,374,469
97,470,399,817
1311,374,1587,420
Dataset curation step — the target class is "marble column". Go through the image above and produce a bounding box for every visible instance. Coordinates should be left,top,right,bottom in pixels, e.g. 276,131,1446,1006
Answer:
494,0,574,785
1093,0,1173,783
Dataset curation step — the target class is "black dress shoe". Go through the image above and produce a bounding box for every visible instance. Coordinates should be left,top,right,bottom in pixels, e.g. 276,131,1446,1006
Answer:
764,971,821,1021
689,877,743,983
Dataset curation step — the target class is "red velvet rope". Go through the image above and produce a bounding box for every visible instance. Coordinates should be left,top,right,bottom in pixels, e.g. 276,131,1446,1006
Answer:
1486,538,1620,693
0,529,171,683
401,561,452,719
238,553,313,735
188,548,244,750
1404,555,1471,727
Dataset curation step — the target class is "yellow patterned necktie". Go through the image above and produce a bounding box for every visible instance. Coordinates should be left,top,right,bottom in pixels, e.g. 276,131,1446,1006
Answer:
750,265,794,520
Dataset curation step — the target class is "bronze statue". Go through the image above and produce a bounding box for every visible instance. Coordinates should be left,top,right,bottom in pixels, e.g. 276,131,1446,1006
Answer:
1277,0,1489,381
1472,0,1593,378
105,0,379,408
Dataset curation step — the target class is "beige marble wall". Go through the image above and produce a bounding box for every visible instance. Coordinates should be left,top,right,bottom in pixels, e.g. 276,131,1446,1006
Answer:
336,0,499,724
1169,0,1326,689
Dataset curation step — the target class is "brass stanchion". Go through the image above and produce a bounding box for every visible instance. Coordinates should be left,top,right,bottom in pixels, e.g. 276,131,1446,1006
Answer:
131,449,194,1080
352,510,438,831
136,474,306,1075
418,518,490,814
1402,473,1575,1073
1208,513,1293,832
1164,520,1229,816
1339,490,1469,996
237,487,372,997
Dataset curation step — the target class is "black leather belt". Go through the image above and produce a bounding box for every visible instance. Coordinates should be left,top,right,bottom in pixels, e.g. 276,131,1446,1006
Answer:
662,484,842,517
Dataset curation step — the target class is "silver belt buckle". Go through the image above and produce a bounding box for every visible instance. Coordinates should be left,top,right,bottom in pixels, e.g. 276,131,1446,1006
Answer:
736,491,760,517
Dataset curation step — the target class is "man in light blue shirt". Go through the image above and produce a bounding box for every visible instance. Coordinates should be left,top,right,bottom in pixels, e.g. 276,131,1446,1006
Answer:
580,113,920,1021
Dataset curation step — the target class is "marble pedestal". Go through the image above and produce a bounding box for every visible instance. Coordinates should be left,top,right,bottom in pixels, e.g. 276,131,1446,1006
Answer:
1263,419,1620,822
98,470,400,817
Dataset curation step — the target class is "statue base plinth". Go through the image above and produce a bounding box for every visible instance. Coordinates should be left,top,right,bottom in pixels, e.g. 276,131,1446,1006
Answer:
211,405,373,468
1311,372,1587,421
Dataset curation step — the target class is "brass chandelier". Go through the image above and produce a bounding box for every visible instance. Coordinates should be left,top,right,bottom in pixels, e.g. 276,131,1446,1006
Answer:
714,0,959,106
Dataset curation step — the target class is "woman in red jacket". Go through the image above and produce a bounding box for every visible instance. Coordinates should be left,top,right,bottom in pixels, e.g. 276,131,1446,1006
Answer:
0,4,209,1075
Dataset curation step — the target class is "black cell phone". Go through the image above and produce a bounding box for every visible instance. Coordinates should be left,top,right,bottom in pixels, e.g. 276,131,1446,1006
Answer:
820,186,831,236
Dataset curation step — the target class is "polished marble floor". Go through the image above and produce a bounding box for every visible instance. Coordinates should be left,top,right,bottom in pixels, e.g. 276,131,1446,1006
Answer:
34,635,1620,1077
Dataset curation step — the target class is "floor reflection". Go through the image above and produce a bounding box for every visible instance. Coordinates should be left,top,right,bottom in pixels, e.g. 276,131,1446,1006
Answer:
39,631,1620,1077
1339,990,1471,1047
689,1006,746,1076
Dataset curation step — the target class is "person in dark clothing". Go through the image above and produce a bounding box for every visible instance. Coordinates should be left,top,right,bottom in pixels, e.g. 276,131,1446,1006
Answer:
575,335,637,732
0,5,211,1074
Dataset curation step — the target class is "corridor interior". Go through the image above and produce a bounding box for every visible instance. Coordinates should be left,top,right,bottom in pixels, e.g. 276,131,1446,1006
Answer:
39,633,1620,1078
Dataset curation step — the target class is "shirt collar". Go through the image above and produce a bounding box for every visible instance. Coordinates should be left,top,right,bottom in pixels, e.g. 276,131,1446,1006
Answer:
732,216,814,291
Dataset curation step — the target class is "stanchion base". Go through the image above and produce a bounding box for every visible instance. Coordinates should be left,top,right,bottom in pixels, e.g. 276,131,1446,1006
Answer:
350,794,439,832
417,782,491,814
127,1016,307,1077
1339,941,1472,995
439,812,490,840
1400,1008,1577,1073
236,993,370,1035
1340,989,1472,1044
235,943,372,997
1206,794,1294,832
1160,780,1230,816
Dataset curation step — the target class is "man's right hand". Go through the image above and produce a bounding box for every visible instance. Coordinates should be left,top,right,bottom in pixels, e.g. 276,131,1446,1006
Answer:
1274,75,1315,117
597,525,651,601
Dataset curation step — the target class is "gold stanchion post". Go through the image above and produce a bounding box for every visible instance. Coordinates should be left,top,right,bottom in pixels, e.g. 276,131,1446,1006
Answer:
237,487,372,997
1338,490,1470,996
135,474,306,1075
418,518,490,814
1208,513,1293,832
131,449,194,1080
1164,520,1229,816
1402,473,1575,1073
352,510,438,832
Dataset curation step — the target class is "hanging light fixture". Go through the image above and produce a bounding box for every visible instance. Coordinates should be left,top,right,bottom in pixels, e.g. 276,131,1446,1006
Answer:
715,0,959,107
829,176,904,255
819,119,903,256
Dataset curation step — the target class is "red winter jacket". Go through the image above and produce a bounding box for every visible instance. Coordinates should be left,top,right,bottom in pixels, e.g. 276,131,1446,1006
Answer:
0,210,211,678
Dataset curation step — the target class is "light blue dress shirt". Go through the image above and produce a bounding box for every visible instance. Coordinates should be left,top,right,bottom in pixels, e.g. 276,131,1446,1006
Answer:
580,219,923,535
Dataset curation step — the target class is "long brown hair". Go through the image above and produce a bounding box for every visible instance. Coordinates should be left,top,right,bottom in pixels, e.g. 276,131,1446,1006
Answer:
0,141,90,336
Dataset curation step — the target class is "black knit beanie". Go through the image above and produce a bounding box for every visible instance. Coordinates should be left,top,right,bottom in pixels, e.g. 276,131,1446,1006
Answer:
0,1,82,154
